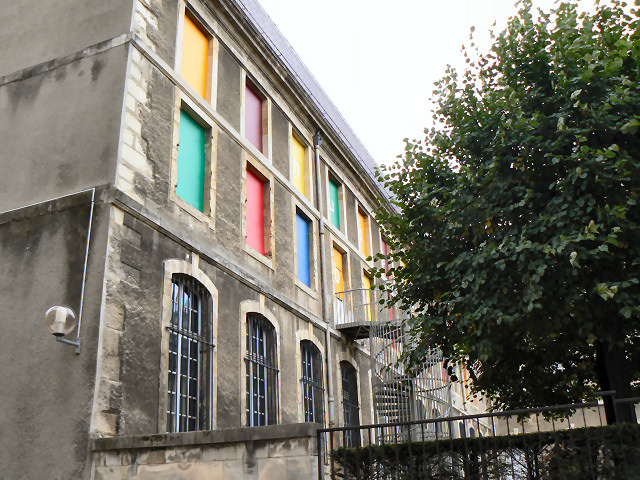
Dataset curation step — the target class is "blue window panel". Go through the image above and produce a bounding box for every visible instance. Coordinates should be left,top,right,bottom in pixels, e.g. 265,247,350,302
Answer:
296,213,311,287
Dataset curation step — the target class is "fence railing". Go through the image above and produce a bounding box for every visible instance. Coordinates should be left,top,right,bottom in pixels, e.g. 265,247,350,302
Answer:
317,395,640,479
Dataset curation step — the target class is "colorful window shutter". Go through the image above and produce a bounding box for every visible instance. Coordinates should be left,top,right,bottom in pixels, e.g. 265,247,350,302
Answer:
246,169,265,254
291,137,306,196
245,85,263,152
296,212,311,287
181,16,208,99
357,211,368,256
328,179,340,229
362,272,372,322
176,111,206,211
333,248,344,298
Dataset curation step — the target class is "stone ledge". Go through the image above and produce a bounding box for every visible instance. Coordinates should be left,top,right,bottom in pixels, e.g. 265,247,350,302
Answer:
92,423,321,452
0,184,111,225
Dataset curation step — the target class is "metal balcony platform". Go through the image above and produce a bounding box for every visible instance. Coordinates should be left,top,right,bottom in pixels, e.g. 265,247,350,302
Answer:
335,319,371,340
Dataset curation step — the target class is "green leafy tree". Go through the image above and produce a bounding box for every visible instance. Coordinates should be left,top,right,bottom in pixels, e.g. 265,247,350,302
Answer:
375,0,640,423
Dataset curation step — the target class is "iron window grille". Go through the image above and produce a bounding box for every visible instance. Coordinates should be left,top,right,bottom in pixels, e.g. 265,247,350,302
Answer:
301,341,324,424
246,313,279,426
341,361,361,447
166,275,214,433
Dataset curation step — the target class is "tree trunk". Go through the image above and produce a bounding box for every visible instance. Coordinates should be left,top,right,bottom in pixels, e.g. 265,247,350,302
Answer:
595,323,637,424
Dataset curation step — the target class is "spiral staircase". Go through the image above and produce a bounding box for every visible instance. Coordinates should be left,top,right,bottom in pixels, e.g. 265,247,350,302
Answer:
334,288,452,442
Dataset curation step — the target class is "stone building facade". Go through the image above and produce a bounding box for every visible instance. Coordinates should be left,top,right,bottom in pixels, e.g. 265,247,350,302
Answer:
0,0,392,478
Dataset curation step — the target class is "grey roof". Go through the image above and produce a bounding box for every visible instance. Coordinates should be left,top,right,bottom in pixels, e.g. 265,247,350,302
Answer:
231,0,391,202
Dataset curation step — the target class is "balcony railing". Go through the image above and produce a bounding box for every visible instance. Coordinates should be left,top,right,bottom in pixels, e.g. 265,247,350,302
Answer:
334,288,402,339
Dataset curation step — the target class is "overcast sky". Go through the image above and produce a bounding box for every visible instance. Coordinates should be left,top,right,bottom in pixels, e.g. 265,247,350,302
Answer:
257,0,578,165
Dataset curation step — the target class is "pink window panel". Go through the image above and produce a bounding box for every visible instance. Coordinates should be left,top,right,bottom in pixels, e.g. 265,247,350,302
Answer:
245,85,263,152
246,169,265,254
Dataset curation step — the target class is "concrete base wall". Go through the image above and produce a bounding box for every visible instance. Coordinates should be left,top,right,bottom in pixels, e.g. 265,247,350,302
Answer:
92,423,319,480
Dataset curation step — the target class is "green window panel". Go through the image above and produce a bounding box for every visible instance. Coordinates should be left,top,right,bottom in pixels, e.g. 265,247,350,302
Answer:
176,110,206,211
329,179,340,229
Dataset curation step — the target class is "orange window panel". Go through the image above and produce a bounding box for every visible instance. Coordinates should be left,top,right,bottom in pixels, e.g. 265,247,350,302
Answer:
357,211,368,256
333,248,344,299
291,136,306,196
181,16,209,99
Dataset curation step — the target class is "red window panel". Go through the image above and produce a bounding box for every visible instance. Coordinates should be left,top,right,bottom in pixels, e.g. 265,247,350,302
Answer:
245,85,263,152
246,169,265,254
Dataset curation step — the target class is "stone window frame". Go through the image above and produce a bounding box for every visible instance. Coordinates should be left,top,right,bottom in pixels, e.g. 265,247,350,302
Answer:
331,238,351,325
158,257,219,433
356,202,372,262
334,354,362,429
289,125,314,204
168,97,218,230
295,328,326,424
325,166,348,238
174,5,217,103
337,357,362,447
239,298,282,427
240,72,272,162
292,201,319,297
241,155,276,268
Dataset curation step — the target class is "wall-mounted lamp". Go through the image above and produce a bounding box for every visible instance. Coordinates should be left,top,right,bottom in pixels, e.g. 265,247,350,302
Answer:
45,306,81,354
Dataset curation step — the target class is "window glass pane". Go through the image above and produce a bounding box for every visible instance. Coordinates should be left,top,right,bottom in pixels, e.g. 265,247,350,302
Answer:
341,362,360,447
301,341,323,424
181,16,208,99
245,85,263,152
291,137,306,196
329,179,340,229
296,212,311,287
357,211,368,256
167,275,213,433
246,169,265,254
176,111,206,211
246,315,278,426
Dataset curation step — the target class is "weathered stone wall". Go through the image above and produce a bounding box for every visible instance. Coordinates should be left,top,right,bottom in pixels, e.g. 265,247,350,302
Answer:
93,0,384,439
0,192,109,480
92,202,339,435
92,423,319,480
0,0,133,76
0,44,128,212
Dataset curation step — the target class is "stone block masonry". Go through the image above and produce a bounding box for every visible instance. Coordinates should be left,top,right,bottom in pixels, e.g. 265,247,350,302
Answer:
91,423,320,479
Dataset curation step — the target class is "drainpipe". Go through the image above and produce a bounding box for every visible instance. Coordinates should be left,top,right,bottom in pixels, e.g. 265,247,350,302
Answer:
56,187,96,355
313,130,335,427
73,187,96,354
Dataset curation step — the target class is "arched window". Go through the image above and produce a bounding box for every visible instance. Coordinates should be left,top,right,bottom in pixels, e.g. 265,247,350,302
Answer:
301,341,324,424
432,407,442,436
167,274,214,432
246,313,278,426
459,421,466,438
340,361,360,447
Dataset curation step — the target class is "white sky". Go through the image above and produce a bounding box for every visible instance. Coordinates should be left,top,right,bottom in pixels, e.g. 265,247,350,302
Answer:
256,0,580,165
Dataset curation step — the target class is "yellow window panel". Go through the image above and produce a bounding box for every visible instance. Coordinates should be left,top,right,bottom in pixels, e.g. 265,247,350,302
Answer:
181,15,209,99
362,272,372,322
357,211,368,256
291,136,306,196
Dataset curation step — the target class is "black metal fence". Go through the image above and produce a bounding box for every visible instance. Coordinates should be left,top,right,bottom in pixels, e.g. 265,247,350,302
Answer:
317,395,640,479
